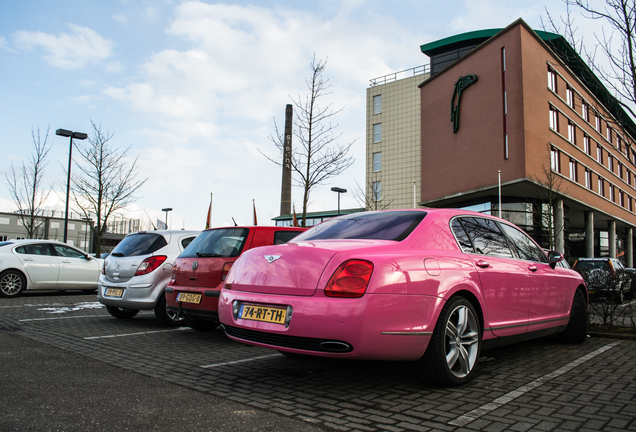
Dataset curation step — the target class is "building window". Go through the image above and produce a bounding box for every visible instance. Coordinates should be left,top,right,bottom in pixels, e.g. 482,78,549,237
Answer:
607,124,612,143
502,47,508,160
608,154,614,172
584,134,591,155
582,101,589,121
551,147,560,172
549,106,558,131
628,170,632,186
567,86,574,108
372,181,381,202
609,185,615,202
630,197,634,212
568,121,576,144
548,67,557,92
0,235,6,241
569,159,578,181
504,134,509,159
597,145,603,164
595,114,601,132
618,162,623,179
599,177,605,196
585,169,592,189
373,95,381,114
373,152,381,172
620,190,625,207
373,123,381,143
617,135,623,153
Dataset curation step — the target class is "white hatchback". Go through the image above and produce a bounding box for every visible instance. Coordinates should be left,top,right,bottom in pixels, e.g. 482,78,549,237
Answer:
0,239,102,297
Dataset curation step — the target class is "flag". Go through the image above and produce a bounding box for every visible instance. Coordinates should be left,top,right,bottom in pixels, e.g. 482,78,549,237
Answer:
205,193,213,229
292,205,299,227
253,199,258,226
156,218,167,230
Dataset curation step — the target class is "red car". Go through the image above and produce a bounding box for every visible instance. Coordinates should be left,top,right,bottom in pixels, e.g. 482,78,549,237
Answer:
165,226,305,330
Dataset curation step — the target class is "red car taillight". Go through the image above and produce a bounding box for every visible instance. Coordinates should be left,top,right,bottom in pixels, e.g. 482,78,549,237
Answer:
171,263,177,281
135,256,167,276
101,260,106,275
325,260,374,298
221,262,233,281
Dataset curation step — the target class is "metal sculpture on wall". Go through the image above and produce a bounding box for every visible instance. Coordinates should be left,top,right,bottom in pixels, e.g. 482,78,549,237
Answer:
451,74,478,133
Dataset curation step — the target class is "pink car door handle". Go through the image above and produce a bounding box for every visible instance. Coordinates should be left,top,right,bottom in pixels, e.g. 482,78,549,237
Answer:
475,260,490,268
528,265,538,272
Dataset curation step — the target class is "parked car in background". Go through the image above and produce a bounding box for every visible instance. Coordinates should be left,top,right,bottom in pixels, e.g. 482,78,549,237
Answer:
165,226,306,331
218,209,588,386
0,240,102,298
98,230,200,326
572,257,631,303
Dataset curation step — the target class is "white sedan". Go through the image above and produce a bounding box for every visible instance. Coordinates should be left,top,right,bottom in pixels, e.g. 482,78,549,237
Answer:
0,239,102,298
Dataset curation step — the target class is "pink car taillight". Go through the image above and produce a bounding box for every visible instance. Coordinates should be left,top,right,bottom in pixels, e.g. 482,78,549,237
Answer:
135,256,167,276
325,260,374,298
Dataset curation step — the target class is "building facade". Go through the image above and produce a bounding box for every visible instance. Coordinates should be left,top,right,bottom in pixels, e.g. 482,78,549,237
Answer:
366,66,428,210
0,210,141,254
366,19,636,265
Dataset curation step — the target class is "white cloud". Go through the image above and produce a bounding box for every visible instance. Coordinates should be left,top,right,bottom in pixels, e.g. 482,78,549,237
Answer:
113,13,128,25
0,36,17,52
105,61,124,73
14,24,114,69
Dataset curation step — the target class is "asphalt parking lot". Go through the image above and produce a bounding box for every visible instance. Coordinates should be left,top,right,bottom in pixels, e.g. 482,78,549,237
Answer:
1,291,635,432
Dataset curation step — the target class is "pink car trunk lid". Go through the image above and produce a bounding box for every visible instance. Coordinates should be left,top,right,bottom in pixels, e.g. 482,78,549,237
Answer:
227,243,338,296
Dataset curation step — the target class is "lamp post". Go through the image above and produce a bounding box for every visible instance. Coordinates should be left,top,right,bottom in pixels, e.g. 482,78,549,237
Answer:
330,187,347,216
161,208,172,229
56,129,87,243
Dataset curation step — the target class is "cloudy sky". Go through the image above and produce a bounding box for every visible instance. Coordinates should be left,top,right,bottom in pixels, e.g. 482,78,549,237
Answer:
0,0,584,230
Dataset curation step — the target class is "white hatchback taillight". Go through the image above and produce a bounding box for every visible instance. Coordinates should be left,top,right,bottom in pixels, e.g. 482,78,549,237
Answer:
135,256,167,276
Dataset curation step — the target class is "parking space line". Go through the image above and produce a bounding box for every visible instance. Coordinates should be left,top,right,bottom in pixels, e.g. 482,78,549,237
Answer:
19,311,154,322
20,315,110,322
448,341,621,427
84,327,191,339
200,353,283,369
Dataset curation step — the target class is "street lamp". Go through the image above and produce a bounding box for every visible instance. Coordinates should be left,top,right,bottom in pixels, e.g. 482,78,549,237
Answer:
330,187,347,216
161,208,172,229
56,128,87,243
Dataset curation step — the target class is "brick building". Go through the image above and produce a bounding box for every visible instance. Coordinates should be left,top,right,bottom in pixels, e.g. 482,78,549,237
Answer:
367,19,636,265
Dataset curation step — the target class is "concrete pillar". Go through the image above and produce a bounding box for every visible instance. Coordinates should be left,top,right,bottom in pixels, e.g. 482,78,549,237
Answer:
627,227,633,267
554,199,564,254
608,220,616,258
585,211,594,258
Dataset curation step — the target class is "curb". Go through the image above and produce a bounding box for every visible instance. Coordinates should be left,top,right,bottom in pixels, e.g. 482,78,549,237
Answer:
587,330,636,341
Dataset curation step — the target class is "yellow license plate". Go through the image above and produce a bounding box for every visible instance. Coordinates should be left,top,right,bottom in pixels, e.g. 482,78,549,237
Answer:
176,292,202,304
104,288,123,298
238,304,287,324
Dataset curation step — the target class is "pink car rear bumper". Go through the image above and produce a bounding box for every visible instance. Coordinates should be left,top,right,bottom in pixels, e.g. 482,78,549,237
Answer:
218,288,445,361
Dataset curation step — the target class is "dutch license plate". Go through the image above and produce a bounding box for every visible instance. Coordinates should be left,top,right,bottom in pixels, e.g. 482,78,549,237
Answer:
104,288,123,298
176,292,202,304
239,304,287,324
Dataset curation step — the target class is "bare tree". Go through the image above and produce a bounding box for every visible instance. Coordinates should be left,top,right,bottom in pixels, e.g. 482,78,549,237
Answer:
264,56,355,226
69,121,147,256
353,173,394,211
544,1,636,147
5,126,52,239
